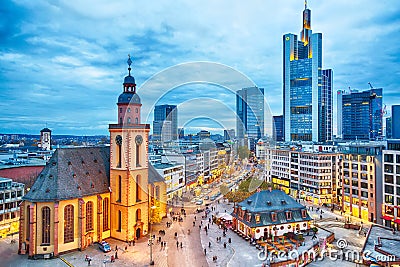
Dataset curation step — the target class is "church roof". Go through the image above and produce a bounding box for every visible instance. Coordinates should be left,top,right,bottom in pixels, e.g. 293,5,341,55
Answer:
148,163,165,184
24,146,110,202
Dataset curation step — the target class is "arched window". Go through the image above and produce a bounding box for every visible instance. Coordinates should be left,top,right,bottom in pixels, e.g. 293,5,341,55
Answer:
117,175,122,202
127,117,131,124
136,144,140,166
64,205,74,243
86,201,93,231
103,198,109,231
127,108,131,113
136,209,141,222
117,210,122,232
116,135,122,168
42,206,51,244
26,205,30,240
135,117,138,124
135,175,141,202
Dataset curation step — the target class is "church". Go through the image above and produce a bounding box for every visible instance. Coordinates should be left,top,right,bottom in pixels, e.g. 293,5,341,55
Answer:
18,56,167,259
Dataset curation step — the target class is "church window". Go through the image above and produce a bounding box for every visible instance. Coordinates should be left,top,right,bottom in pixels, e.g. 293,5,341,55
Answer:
119,108,122,113
103,198,109,231
117,175,122,202
64,205,74,243
135,108,138,113
136,144,140,166
135,117,138,124
136,209,141,222
127,108,131,113
155,186,160,199
136,175,141,202
86,201,93,231
127,117,131,124
42,206,51,244
117,211,122,232
26,205,30,240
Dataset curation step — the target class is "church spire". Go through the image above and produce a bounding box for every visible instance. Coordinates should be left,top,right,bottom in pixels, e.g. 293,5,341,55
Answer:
127,54,132,76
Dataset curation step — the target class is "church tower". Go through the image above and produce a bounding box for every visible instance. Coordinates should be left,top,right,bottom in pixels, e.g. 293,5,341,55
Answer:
109,55,150,241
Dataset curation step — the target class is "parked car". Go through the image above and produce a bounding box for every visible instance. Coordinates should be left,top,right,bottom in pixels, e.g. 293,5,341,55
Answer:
98,241,111,252
210,196,217,201
204,196,209,200
195,200,203,205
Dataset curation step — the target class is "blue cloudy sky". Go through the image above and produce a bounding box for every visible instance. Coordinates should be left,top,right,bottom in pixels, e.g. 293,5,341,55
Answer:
1,0,399,136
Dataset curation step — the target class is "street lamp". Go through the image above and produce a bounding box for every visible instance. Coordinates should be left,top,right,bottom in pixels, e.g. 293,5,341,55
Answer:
149,205,157,266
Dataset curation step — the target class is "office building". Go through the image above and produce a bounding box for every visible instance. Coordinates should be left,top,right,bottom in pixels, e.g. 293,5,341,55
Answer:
339,88,383,140
381,140,400,229
265,145,339,204
392,105,400,139
153,104,178,145
283,2,332,142
236,86,265,151
223,129,235,141
338,142,384,223
0,177,24,238
178,127,185,139
386,117,392,139
272,115,284,142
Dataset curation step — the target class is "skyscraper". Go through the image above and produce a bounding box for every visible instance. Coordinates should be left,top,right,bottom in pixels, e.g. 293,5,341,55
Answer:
339,88,383,140
152,104,178,145
223,129,235,141
392,105,400,139
236,86,265,151
272,115,284,142
283,2,332,142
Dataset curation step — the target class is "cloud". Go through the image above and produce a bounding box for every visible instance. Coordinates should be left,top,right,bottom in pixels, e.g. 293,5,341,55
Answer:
0,0,399,135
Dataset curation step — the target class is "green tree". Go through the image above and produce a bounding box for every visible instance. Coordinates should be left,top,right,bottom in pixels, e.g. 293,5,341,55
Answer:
238,146,250,159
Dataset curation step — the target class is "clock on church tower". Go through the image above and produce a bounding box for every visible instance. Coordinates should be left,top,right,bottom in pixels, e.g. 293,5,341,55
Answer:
108,55,150,242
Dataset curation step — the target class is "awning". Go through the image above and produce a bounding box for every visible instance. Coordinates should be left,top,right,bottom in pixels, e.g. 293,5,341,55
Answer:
394,218,400,224
382,215,394,221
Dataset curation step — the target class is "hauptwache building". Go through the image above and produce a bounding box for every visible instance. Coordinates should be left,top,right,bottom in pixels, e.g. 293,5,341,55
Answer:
18,57,167,259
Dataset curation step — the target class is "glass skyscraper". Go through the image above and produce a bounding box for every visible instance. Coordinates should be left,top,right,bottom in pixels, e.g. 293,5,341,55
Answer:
236,86,265,151
338,88,383,140
153,104,178,145
283,2,332,142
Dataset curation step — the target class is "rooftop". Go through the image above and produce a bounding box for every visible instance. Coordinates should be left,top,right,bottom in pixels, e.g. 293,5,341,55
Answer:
238,189,305,212
362,224,400,264
24,146,110,202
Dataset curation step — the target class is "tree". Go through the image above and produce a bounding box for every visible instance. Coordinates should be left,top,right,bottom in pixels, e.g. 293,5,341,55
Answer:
238,146,250,159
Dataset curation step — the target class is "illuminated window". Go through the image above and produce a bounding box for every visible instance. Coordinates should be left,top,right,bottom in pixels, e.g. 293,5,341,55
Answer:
255,214,260,223
42,206,51,244
64,205,74,243
103,198,109,231
86,201,93,231
271,212,277,222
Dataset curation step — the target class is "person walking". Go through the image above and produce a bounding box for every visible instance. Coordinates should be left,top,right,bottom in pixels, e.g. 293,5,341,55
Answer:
180,242,183,248
176,240,179,248
209,241,211,248
204,248,207,255
115,251,118,259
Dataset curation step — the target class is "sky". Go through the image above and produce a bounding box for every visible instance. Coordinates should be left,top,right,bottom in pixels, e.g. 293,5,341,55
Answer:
1,0,399,136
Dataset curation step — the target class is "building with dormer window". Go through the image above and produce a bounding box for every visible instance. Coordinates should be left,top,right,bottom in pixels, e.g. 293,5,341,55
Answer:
231,189,312,240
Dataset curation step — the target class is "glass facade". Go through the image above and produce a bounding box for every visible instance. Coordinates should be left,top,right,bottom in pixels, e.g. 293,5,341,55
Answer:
283,4,332,142
236,86,265,151
152,104,178,144
341,88,383,140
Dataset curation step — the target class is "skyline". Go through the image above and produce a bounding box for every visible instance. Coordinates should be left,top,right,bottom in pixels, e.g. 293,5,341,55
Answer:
1,0,400,135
